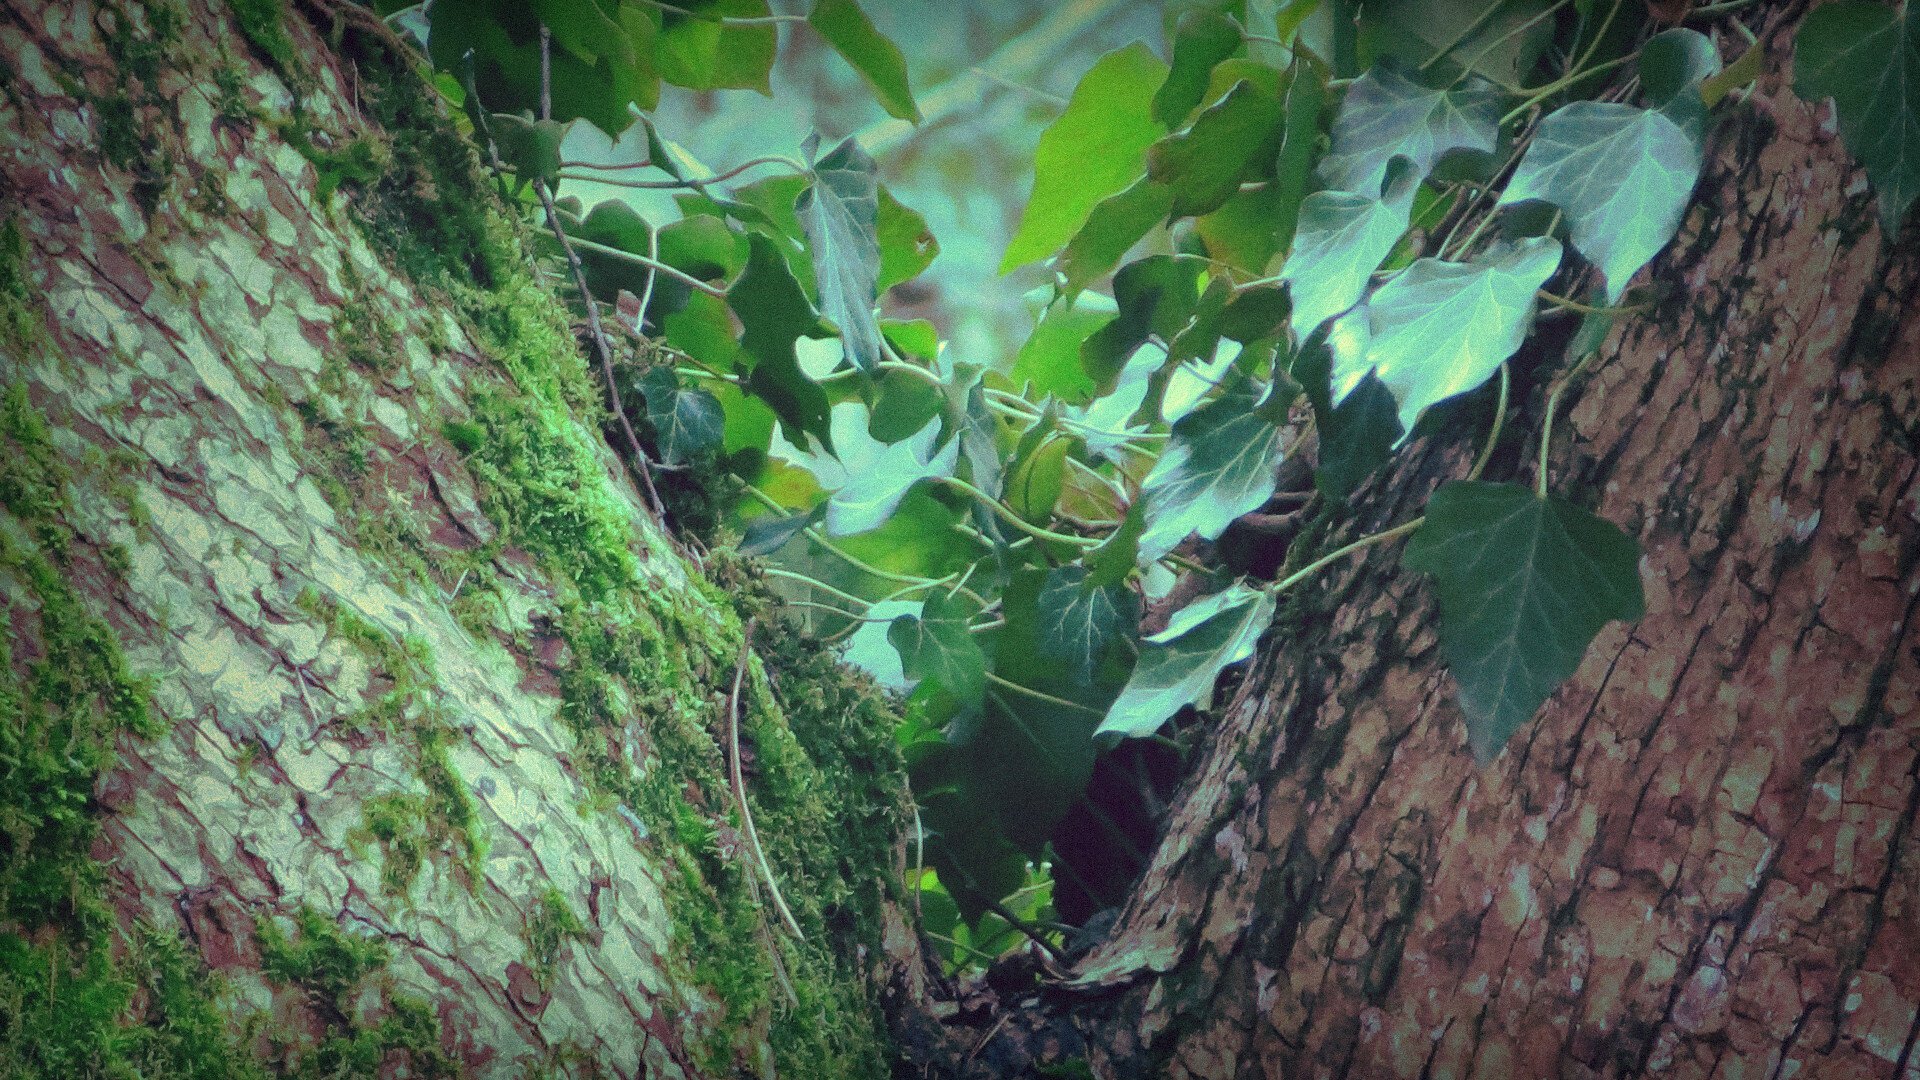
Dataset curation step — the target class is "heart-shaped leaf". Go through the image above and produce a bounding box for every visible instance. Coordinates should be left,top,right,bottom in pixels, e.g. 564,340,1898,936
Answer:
1497,102,1701,300
1138,376,1290,562
1098,583,1275,739
1036,565,1139,687
1341,237,1562,436
799,137,886,373
890,592,987,705
1793,2,1920,229
1319,65,1502,195
1404,482,1644,760
1278,161,1417,339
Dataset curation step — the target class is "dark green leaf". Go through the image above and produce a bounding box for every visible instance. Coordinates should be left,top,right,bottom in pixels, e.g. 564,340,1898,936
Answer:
1082,256,1204,393
731,233,835,450
640,368,725,465
739,504,824,556
1357,0,1555,87
809,0,920,122
656,0,778,92
1154,11,1244,128
1319,65,1502,195
890,592,987,705
1037,565,1140,687
1149,80,1287,219
657,215,744,282
1139,376,1289,562
1002,43,1169,271
1340,237,1561,435
1403,482,1644,761
1314,373,1400,499
1639,28,1721,109
1793,2,1920,229
798,137,886,373
1497,103,1701,300
572,200,654,299
489,113,567,193
1098,583,1275,738
868,366,945,442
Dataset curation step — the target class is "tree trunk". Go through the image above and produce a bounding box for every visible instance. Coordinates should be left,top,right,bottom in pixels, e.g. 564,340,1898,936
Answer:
0,2,930,1077
1022,6,1920,1078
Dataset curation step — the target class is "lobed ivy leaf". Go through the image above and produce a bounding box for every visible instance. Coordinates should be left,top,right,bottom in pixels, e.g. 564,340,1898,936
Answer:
1149,80,1286,219
1793,2,1920,229
731,233,834,450
1036,564,1140,688
808,0,920,123
1002,43,1169,272
1278,160,1417,340
1056,178,1176,299
1341,237,1561,436
1498,102,1701,300
823,414,959,537
1097,583,1275,739
889,592,987,705
1155,11,1244,127
1138,376,1290,562
1314,373,1401,499
1319,65,1502,195
639,368,725,465
1403,482,1645,761
1082,256,1203,393
656,0,778,93
798,137,886,373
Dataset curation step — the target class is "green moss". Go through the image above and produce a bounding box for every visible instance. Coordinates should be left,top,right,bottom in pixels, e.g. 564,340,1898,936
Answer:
225,0,300,80
89,2,188,214
523,887,590,988
254,906,454,1078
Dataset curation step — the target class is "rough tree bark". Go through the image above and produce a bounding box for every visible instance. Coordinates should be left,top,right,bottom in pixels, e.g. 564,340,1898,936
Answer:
975,5,1919,1078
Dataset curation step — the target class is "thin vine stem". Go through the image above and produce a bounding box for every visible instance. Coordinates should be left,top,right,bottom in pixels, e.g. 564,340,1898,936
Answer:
1468,363,1509,482
938,477,1103,548
1268,516,1424,595
563,236,728,297
984,671,1105,716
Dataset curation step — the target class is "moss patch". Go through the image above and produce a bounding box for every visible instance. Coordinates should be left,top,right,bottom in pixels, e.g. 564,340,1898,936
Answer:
523,887,590,989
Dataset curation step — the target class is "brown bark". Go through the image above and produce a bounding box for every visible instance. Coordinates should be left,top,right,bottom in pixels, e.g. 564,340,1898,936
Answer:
1018,8,1920,1078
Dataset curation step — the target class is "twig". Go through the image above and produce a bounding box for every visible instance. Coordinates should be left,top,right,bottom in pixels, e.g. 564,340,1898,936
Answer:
729,620,805,940
983,897,1064,962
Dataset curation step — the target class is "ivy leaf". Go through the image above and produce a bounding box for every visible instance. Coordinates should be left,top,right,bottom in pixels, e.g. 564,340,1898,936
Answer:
842,599,922,690
1154,10,1244,127
1319,65,1502,195
1138,376,1289,562
1278,160,1417,340
1497,102,1701,300
488,113,567,194
1013,299,1110,404
738,503,823,557
824,414,959,536
1341,237,1562,436
656,0,778,93
1639,27,1721,109
1098,583,1275,739
1403,482,1645,761
731,233,835,450
1149,80,1288,219
1002,43,1169,272
1037,565,1140,687
1056,178,1176,299
1314,373,1401,499
808,0,920,123
1793,2,1920,230
1082,256,1203,393
876,187,938,290
639,369,725,465
1005,433,1071,523
798,137,886,374
890,592,987,705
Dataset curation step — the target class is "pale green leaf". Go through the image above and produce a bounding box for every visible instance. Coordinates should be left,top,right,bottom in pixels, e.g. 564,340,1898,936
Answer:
1138,377,1289,562
1098,583,1275,739
824,414,959,536
1278,162,1416,340
1319,65,1502,195
1794,2,1920,229
1403,482,1644,761
1497,102,1701,300
808,0,920,122
1002,43,1169,272
798,137,885,373
1341,238,1561,435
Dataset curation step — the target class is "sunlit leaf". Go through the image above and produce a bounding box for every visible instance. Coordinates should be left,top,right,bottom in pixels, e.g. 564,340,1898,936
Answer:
1098,583,1275,739
1155,10,1244,127
1056,178,1176,298
1005,434,1071,523
1013,300,1109,405
656,0,777,93
1341,237,1561,436
1497,102,1701,300
1138,376,1289,562
1403,482,1644,760
809,0,920,123
1002,43,1169,272
799,137,886,373
1793,2,1920,229
824,414,959,536
1037,565,1140,687
1278,160,1416,340
1319,64,1502,195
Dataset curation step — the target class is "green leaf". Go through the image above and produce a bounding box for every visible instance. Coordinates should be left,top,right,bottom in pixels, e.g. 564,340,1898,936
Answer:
798,137,886,373
808,0,920,122
1037,565,1140,687
731,233,835,450
489,113,567,194
1497,103,1701,301
876,187,939,290
656,0,778,93
843,600,922,690
1098,583,1275,739
890,592,987,705
1154,11,1245,128
657,215,744,282
1314,373,1400,499
868,366,945,442
1319,65,1502,195
739,504,824,556
1639,27,1721,109
1082,256,1203,394
1149,80,1288,219
1264,51,1331,258
1341,237,1561,436
824,415,959,536
1139,376,1289,562
1011,300,1105,406
1357,0,1555,87
1056,178,1176,299
639,369,725,465
1793,2,1920,229
1278,161,1416,340
1403,482,1645,761
573,200,654,300
1004,434,1071,523
1002,43,1169,272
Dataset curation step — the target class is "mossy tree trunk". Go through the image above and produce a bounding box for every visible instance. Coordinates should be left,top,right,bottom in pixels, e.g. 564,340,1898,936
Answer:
0,2,932,1077
975,5,1920,1077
